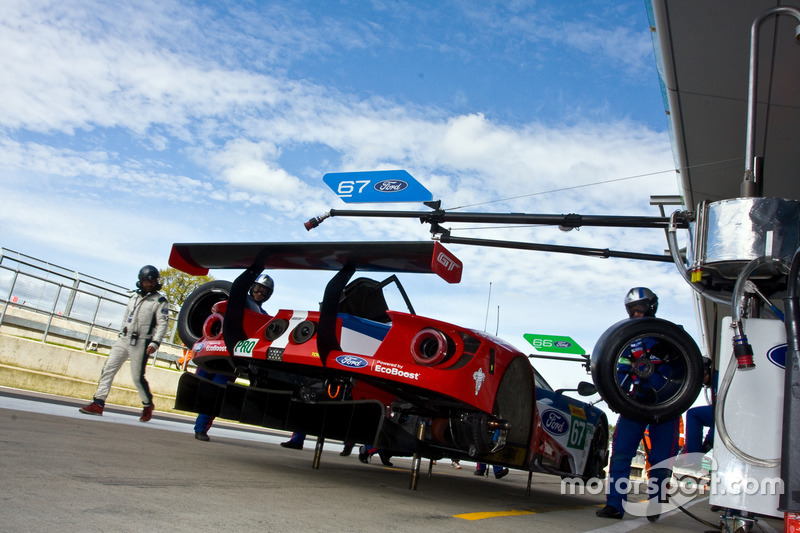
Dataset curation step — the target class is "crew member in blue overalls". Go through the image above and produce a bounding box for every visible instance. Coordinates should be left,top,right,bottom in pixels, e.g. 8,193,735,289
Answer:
596,287,682,522
194,273,273,441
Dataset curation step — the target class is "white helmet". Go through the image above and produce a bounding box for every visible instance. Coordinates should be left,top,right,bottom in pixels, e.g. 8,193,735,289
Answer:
624,287,658,317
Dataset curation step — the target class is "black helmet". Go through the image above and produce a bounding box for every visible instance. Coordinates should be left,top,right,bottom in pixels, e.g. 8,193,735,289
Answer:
624,287,658,317
137,265,162,292
250,273,274,300
138,265,160,282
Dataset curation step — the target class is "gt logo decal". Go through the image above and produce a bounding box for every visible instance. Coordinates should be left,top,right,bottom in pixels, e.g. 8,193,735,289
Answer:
233,338,258,357
436,252,460,271
431,242,462,284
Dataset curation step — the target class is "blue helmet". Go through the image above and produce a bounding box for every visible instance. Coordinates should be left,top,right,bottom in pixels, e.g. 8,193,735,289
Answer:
624,287,658,317
251,273,274,300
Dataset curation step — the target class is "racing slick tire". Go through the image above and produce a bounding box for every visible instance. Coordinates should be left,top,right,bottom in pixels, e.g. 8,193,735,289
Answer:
177,280,233,347
590,317,703,424
583,417,608,479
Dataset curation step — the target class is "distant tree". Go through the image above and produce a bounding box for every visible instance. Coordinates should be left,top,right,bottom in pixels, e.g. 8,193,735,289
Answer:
159,267,216,346
158,267,215,307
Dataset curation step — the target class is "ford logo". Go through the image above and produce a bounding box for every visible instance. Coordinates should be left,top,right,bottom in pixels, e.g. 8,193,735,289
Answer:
767,344,787,369
541,409,569,436
554,341,571,348
374,179,408,193
335,355,369,368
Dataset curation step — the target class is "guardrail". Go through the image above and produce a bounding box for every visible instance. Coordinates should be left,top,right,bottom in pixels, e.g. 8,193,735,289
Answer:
0,247,184,367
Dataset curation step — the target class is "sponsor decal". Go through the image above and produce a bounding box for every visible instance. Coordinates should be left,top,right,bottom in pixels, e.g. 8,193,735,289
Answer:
193,342,205,352
568,405,586,419
431,242,462,284
374,179,408,193
203,342,229,353
541,409,569,436
233,338,258,357
473,367,485,395
373,360,420,380
567,418,588,449
335,355,369,369
767,344,787,369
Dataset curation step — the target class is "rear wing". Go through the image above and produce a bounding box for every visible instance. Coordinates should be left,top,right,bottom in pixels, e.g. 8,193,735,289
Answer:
169,241,462,284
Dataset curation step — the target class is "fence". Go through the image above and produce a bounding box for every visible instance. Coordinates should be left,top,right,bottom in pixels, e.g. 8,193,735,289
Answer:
0,247,183,366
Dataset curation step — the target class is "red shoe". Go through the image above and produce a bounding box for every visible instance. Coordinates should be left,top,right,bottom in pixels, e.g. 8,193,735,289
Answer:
139,403,154,422
79,402,104,416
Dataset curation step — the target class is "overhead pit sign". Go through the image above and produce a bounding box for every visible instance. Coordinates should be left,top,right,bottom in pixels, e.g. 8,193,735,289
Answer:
323,170,433,203
524,333,585,356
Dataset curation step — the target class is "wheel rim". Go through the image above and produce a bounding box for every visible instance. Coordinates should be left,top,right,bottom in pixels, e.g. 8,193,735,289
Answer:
611,333,692,411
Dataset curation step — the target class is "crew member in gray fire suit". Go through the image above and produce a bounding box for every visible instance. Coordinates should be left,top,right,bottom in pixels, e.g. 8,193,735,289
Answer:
79,265,170,422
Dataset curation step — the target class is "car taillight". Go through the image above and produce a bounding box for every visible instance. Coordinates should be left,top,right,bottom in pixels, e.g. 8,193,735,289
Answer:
291,320,317,344
202,313,224,340
265,318,289,341
411,328,452,366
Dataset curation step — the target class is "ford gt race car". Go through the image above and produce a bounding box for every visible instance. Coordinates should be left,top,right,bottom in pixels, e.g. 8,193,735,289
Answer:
169,241,608,486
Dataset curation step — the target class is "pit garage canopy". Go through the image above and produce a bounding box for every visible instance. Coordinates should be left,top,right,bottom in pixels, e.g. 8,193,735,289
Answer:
649,0,800,207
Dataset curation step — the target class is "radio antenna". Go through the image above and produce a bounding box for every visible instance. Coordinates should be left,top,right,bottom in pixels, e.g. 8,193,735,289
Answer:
484,282,492,332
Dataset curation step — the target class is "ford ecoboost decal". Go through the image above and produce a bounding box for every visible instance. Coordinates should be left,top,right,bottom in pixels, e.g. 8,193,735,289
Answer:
335,355,369,368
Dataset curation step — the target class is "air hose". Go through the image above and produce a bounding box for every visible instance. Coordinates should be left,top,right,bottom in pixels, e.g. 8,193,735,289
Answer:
715,256,787,468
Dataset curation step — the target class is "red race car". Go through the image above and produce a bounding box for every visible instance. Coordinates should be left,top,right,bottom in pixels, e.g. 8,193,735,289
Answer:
170,240,607,486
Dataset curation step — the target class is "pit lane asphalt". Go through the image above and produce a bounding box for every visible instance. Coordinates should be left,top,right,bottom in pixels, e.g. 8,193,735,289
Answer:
0,387,784,533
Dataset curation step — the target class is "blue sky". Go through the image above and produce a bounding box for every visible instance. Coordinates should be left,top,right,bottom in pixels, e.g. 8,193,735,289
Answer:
0,0,697,394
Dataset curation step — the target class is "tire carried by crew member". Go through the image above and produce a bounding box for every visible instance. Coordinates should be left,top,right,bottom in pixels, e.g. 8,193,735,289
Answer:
177,280,233,347
591,317,704,424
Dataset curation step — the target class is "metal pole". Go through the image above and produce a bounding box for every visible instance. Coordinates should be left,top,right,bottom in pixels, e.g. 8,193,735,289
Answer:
83,295,103,351
42,283,64,343
0,270,20,328
409,420,426,490
742,6,800,197
313,436,325,470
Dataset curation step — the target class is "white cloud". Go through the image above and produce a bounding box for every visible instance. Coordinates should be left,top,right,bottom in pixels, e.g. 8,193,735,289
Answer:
0,0,697,406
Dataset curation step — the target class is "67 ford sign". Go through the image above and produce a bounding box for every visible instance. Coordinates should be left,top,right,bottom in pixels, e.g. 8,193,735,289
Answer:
323,170,433,203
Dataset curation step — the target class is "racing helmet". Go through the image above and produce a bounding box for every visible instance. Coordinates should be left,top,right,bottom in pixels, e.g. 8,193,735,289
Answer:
136,265,162,291
250,273,274,300
624,287,658,317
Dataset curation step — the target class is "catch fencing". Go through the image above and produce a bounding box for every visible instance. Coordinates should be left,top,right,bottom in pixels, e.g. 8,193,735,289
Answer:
0,248,183,366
